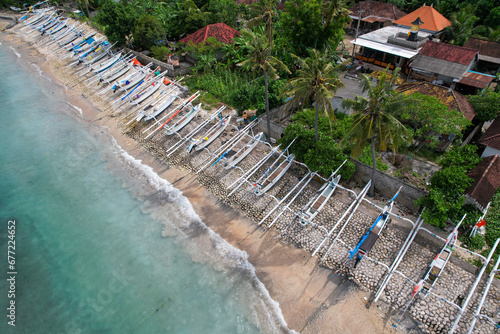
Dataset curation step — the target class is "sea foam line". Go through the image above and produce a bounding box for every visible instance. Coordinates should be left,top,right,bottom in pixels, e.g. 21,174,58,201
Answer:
9,45,20,57
67,102,83,116
113,139,295,333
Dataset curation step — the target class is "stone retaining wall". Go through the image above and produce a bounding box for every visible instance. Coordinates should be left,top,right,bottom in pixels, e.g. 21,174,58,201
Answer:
351,159,426,210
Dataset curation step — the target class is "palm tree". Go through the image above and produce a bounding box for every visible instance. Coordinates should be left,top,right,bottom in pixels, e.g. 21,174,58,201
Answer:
247,0,279,46
281,49,345,141
445,5,480,46
237,28,290,140
341,68,414,197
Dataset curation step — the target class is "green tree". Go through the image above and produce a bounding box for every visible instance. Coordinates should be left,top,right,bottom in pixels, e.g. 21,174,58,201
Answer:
397,93,471,147
279,124,354,179
247,0,278,46
237,28,290,140
96,0,139,46
133,14,166,50
445,5,480,46
281,0,349,56
439,144,481,170
468,90,500,122
485,7,500,29
281,49,345,141
341,68,415,196
417,166,474,228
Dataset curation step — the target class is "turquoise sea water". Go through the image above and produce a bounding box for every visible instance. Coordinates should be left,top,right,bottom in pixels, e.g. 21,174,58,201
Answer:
0,42,289,334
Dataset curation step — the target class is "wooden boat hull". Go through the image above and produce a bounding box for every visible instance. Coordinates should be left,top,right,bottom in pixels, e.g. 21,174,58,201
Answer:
194,116,231,151
254,154,295,196
165,103,201,135
224,132,262,169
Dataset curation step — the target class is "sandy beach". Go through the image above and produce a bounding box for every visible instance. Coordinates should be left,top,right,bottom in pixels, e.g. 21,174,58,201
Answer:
0,18,407,333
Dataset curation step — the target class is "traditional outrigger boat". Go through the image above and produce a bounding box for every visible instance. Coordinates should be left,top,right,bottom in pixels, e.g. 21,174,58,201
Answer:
128,72,167,105
223,132,263,169
349,186,402,267
143,93,178,121
253,153,295,196
416,214,466,297
165,103,201,135
186,115,231,152
296,160,346,226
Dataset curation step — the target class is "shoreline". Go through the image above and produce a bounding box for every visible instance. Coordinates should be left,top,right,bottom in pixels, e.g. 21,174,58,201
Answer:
0,24,400,333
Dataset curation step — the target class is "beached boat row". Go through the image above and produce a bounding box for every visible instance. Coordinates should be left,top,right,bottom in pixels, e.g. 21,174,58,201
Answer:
18,9,500,333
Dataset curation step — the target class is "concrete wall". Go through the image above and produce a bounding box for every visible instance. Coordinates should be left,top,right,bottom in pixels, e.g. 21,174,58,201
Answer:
257,116,286,141
350,159,426,210
127,49,193,77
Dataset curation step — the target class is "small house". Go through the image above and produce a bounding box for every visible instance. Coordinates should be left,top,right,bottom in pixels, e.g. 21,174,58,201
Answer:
479,117,500,158
465,154,500,211
409,41,478,88
349,1,406,34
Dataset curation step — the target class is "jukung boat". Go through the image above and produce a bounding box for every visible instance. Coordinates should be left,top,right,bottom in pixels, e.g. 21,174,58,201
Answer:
165,103,201,135
188,115,231,152
142,92,178,121
129,73,167,105
297,162,346,226
349,186,402,267
253,153,295,196
223,132,263,169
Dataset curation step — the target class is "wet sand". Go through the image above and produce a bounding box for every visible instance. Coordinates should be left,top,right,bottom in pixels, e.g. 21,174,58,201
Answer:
1,20,400,334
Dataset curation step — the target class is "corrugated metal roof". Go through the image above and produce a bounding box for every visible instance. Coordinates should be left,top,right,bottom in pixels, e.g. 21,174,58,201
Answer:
418,41,477,65
458,71,494,89
411,55,469,78
464,37,500,60
352,38,418,58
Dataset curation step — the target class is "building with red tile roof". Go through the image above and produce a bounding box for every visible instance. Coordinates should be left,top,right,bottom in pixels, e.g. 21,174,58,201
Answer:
393,5,451,33
179,23,241,45
480,117,500,158
465,154,500,210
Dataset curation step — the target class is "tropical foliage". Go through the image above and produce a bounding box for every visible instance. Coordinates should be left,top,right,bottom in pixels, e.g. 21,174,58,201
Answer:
279,124,354,179
417,145,481,228
281,49,345,141
237,28,290,139
281,0,349,56
397,93,471,147
468,90,500,122
341,68,415,196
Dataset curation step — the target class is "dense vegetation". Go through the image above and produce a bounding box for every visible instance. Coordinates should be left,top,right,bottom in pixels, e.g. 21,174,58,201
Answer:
7,0,499,236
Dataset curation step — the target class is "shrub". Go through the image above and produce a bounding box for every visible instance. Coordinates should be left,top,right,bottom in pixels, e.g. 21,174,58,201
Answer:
279,124,354,179
484,189,500,248
133,15,166,50
417,166,474,228
439,144,481,171
460,234,485,252
468,90,500,122
358,146,388,171
151,46,170,61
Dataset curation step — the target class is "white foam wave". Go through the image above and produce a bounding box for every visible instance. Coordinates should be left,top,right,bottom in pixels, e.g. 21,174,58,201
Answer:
9,46,21,57
113,142,295,334
30,62,52,82
67,102,82,116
